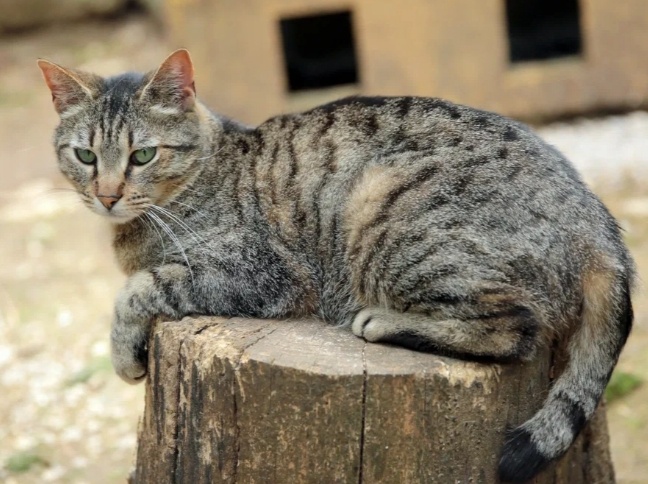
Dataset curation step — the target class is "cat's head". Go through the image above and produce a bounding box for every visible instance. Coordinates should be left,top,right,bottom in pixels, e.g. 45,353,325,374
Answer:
38,50,209,223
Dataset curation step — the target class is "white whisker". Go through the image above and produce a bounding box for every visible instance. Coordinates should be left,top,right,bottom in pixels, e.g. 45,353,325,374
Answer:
193,147,224,162
142,213,168,264
147,211,195,287
149,205,209,248
26,188,82,201
46,187,78,193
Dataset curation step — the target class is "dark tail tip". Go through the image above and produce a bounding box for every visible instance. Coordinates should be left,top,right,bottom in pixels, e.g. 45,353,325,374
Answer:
499,427,551,483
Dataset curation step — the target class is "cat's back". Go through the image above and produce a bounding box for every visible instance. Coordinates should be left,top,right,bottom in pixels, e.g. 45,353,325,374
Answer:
256,95,594,214
257,96,573,178
249,96,624,257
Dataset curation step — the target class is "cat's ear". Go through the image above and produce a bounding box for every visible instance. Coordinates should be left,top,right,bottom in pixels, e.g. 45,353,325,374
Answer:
140,49,196,112
37,60,100,116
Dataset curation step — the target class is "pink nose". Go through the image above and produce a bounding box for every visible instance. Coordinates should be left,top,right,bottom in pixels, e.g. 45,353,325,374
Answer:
97,194,122,210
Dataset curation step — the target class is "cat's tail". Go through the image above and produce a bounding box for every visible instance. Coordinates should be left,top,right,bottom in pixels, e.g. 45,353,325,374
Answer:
498,267,633,482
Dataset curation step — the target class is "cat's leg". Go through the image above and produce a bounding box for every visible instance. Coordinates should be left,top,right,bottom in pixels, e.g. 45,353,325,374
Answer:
111,259,311,383
351,304,540,362
110,265,194,383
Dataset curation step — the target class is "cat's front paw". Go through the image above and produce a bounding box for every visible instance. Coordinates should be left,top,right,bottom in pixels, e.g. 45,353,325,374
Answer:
111,331,147,384
110,272,155,384
110,293,150,385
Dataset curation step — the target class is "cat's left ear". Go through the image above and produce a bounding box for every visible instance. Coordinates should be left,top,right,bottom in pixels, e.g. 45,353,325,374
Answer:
140,49,196,112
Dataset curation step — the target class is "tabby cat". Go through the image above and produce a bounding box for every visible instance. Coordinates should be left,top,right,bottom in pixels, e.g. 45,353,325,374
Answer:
38,50,634,482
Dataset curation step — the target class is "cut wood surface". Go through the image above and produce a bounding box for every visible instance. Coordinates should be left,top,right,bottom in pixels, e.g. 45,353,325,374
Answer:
133,317,615,484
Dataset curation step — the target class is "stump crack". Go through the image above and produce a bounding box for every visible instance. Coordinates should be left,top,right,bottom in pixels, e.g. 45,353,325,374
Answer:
172,334,189,484
194,320,221,335
358,341,367,484
232,325,279,483
232,376,240,484
239,326,279,356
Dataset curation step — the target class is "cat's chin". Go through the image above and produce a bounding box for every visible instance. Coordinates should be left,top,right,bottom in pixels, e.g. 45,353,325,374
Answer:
104,213,142,225
91,208,142,225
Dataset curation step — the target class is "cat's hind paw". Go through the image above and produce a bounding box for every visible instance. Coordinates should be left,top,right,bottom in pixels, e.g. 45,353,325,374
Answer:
351,307,397,342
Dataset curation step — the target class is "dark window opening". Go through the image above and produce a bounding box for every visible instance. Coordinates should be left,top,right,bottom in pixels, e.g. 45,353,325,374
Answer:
280,11,359,92
505,0,583,63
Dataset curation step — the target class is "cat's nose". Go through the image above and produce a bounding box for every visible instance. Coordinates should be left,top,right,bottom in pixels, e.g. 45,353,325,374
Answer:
97,194,122,210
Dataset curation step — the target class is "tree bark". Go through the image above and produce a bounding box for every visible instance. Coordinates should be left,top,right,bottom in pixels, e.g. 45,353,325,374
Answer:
132,317,615,484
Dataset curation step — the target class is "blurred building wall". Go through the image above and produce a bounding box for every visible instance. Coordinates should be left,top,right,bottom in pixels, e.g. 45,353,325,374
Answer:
0,0,129,32
164,0,648,124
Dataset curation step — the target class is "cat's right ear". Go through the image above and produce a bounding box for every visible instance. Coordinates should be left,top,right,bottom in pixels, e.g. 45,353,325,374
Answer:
37,60,99,116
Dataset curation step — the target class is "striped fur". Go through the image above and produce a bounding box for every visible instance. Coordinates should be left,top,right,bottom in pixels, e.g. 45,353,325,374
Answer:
40,51,635,482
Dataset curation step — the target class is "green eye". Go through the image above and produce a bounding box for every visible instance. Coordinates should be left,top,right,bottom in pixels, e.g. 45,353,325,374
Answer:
131,147,157,165
74,148,97,165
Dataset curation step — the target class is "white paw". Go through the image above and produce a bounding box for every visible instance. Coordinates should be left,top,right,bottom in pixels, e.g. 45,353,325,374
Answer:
352,308,392,342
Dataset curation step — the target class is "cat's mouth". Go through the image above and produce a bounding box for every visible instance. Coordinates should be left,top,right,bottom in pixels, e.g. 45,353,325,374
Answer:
89,197,144,224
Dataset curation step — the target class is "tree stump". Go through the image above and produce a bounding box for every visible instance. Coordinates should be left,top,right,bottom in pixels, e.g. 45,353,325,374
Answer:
132,317,615,484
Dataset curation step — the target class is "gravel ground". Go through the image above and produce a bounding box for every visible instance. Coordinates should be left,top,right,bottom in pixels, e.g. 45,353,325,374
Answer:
538,111,648,186
0,14,646,484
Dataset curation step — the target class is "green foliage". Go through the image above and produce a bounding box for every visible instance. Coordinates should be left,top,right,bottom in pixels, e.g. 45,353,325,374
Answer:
606,371,643,403
4,451,48,474
64,356,112,386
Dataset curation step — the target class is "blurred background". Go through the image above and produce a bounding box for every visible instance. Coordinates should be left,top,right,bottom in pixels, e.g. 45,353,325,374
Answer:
0,0,646,482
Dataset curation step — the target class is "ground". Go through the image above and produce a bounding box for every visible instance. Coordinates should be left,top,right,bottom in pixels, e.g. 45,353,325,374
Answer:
0,14,646,484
